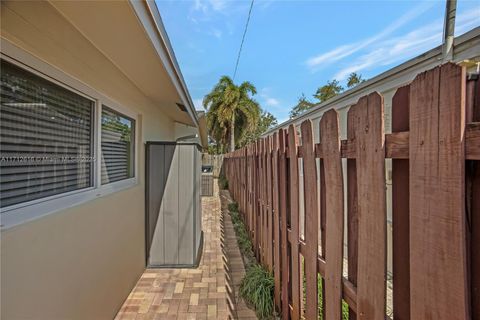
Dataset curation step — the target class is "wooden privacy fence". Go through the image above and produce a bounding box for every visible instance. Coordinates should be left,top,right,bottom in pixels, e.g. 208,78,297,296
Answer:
224,63,480,320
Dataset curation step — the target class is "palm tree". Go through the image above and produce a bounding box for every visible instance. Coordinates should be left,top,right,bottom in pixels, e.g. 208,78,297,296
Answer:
204,76,260,152
347,72,365,88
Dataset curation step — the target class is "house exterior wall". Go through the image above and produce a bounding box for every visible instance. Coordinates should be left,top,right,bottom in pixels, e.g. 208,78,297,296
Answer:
0,2,186,319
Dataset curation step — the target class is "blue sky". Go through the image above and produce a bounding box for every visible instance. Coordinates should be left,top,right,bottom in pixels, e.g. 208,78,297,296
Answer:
156,0,479,123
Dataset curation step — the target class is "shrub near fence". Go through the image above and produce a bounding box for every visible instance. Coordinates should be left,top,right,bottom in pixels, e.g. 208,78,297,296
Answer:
223,63,480,320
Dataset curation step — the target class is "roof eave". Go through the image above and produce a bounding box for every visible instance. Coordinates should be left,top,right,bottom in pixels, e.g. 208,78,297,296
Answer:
130,0,199,127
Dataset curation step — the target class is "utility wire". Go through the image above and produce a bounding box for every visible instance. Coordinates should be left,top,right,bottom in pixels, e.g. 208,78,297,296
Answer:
233,0,254,81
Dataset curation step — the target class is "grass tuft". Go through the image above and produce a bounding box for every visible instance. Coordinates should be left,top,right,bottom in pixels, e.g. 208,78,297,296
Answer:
218,174,229,190
228,202,239,213
227,201,273,318
240,264,275,319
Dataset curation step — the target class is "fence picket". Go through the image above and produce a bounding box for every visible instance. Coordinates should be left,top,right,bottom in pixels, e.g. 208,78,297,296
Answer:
267,136,274,270
288,124,301,320
320,110,344,320
300,120,319,319
467,75,480,320
392,85,410,320
353,93,386,320
409,63,469,319
346,102,359,320
272,132,281,307
279,129,290,319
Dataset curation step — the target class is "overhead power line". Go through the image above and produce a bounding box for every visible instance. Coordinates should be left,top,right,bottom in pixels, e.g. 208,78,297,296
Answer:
233,0,254,81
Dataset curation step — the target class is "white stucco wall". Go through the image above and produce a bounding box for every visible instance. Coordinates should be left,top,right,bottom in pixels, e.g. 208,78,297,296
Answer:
0,1,185,319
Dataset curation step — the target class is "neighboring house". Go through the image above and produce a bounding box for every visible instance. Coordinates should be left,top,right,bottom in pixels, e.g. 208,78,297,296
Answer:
0,1,206,319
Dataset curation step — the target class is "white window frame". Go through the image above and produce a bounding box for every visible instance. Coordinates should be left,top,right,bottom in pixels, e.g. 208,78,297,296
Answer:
99,103,137,186
0,41,139,229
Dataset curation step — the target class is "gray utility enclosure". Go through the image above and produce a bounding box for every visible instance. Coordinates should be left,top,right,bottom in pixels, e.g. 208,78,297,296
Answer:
145,142,203,267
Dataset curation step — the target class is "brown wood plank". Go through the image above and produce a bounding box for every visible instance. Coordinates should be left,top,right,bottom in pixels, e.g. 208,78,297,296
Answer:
267,135,274,272
392,85,410,320
347,104,359,320
409,63,469,319
300,120,319,320
353,92,386,320
261,138,266,264
320,110,345,320
288,124,301,320
272,132,281,308
385,132,409,159
467,123,480,160
468,75,480,320
278,129,290,319
319,152,327,319
267,136,274,270
255,141,260,260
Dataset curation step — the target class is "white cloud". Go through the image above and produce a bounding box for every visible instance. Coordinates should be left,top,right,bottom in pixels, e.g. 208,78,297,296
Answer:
193,98,204,110
259,88,281,108
333,8,480,80
305,1,435,72
210,28,222,39
209,0,227,12
191,0,230,14
306,44,358,68
265,97,280,107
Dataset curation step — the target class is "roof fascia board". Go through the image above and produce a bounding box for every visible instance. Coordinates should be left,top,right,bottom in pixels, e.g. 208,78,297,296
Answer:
129,0,199,127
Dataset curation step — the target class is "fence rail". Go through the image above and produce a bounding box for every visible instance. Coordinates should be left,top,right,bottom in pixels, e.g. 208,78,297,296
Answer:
224,63,480,320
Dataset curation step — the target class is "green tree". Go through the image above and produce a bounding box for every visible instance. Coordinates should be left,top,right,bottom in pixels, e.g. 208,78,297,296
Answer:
347,72,365,88
240,110,278,146
314,80,343,103
257,111,277,133
289,93,315,118
204,76,260,152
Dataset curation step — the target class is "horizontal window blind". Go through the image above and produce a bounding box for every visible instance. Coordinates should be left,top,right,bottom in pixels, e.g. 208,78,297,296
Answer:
101,106,134,184
0,60,94,208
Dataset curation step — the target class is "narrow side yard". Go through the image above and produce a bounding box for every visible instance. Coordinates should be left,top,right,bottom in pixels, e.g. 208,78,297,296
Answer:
115,180,256,320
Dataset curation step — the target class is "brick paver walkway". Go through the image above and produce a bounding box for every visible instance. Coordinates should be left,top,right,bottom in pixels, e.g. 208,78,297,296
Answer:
115,181,256,320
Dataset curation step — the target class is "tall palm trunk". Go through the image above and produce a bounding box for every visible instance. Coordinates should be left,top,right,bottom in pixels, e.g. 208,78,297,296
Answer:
229,114,235,153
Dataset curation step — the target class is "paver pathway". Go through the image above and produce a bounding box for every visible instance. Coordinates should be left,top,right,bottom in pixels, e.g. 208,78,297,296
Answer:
115,181,256,320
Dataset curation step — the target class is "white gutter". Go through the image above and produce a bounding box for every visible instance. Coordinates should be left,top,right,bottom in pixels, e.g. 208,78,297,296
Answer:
442,0,457,61
130,0,199,127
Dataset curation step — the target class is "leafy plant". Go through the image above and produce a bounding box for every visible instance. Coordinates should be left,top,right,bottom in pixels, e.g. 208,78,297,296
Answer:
240,264,275,319
218,174,229,190
228,202,239,213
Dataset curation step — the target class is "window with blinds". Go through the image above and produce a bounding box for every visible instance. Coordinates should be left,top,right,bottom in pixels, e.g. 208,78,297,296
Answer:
101,106,135,184
0,60,94,208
